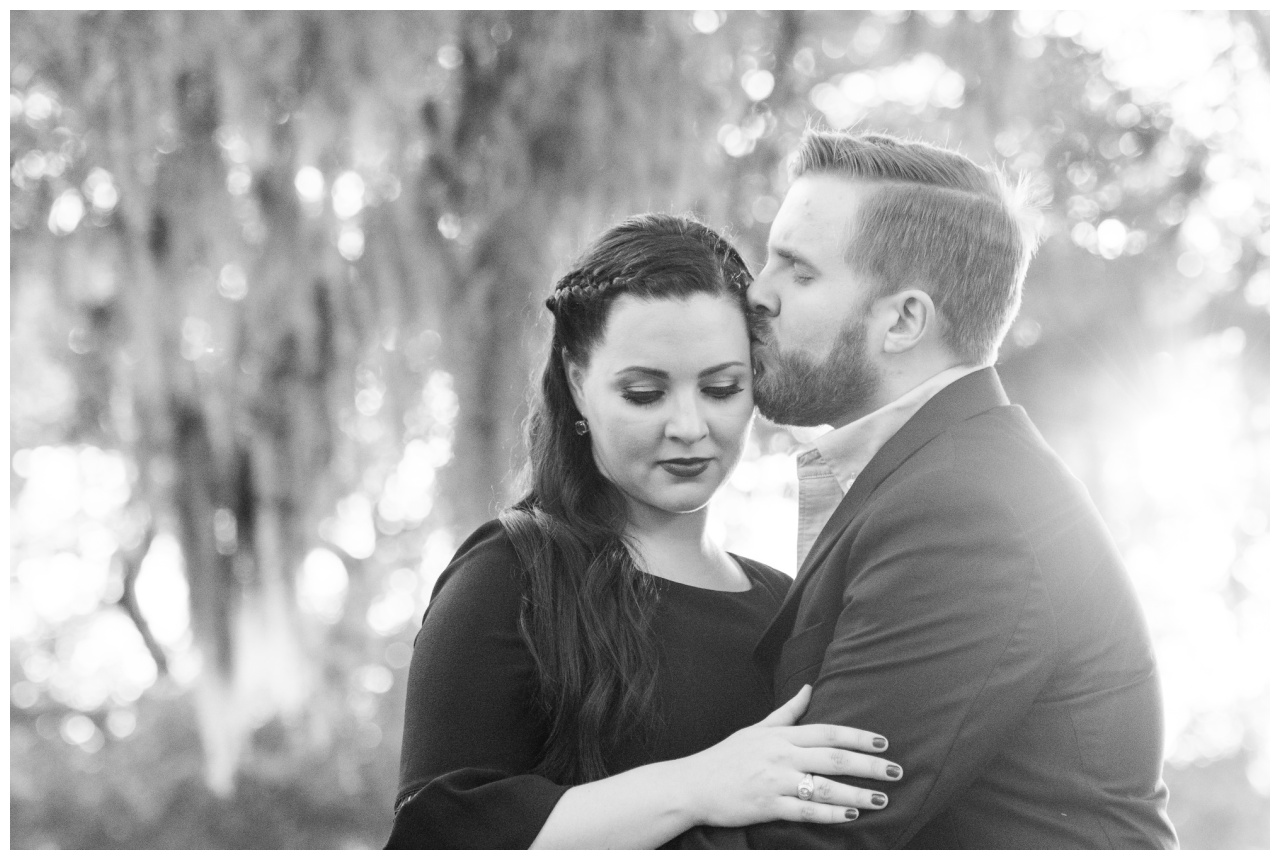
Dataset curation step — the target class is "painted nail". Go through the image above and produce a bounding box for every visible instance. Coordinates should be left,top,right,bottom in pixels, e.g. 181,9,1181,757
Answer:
871,737,888,751
871,793,888,808
845,809,859,820
886,765,902,779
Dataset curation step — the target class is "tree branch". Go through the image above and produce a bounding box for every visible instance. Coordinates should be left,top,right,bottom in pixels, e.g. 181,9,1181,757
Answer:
112,519,170,677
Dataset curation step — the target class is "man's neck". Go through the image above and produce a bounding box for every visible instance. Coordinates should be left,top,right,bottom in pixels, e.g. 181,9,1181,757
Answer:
831,358,975,430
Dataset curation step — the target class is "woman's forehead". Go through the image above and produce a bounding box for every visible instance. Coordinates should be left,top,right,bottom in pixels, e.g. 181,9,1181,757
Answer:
590,293,749,372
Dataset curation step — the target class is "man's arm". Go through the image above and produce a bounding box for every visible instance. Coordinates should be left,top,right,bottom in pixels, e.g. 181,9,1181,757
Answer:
683,467,1054,848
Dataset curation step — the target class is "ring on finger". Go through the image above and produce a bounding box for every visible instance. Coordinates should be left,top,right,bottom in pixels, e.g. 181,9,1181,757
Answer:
797,773,815,801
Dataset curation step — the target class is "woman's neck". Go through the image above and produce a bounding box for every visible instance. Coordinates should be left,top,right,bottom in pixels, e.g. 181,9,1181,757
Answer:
623,506,749,592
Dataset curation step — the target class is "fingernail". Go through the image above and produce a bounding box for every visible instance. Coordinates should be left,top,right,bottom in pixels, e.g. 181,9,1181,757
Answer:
871,737,888,751
871,793,888,808
886,765,902,779
845,808,859,820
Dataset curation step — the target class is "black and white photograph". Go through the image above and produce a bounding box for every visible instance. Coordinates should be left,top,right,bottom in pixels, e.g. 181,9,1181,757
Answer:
8,10,1270,850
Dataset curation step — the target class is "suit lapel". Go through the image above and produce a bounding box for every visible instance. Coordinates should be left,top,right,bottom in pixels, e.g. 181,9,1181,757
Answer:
755,367,1011,661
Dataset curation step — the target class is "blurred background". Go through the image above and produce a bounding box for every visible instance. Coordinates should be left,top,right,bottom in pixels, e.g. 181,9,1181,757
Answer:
8,10,1270,849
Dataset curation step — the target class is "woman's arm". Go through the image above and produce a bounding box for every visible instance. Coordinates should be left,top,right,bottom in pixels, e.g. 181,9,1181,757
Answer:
390,523,571,849
529,755,699,849
531,685,900,849
391,523,901,849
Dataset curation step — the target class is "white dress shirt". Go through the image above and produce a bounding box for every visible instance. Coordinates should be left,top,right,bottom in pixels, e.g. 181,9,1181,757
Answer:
795,365,982,568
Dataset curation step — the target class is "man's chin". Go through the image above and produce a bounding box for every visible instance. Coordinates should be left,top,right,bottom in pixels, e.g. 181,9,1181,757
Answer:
753,378,828,428
758,408,826,429
753,323,879,428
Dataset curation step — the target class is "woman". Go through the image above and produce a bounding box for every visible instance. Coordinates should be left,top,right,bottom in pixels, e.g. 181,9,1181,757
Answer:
387,215,901,849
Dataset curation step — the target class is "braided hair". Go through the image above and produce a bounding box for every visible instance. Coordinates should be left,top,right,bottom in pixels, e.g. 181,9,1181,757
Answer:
499,214,754,784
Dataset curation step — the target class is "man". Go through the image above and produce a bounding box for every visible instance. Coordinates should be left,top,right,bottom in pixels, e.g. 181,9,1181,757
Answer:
682,131,1177,849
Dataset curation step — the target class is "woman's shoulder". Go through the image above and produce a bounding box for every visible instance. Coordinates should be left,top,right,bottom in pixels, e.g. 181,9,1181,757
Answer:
426,519,525,613
448,518,521,568
730,554,793,605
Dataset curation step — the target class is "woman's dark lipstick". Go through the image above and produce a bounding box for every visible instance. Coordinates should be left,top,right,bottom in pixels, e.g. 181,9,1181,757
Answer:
659,458,711,478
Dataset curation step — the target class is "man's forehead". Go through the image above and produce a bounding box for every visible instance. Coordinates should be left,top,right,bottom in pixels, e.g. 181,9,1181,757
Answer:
788,173,866,210
772,174,863,246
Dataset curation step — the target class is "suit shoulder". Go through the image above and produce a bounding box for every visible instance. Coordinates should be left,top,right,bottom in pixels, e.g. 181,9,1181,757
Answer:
953,405,1079,481
891,408,1132,593
900,405,1082,504
872,452,1021,526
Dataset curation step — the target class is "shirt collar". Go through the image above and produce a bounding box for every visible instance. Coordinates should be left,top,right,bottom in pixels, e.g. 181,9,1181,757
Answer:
805,365,982,493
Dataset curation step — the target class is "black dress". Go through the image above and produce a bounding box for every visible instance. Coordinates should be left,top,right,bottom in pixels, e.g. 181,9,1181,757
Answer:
386,519,791,849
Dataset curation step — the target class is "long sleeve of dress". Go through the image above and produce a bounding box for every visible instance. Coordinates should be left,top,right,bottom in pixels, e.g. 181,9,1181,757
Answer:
385,521,569,849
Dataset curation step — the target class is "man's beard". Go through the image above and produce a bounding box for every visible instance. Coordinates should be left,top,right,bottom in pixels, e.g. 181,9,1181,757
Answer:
752,309,881,428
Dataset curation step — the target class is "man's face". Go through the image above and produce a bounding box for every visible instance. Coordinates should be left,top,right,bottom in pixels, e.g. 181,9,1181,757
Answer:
749,174,884,428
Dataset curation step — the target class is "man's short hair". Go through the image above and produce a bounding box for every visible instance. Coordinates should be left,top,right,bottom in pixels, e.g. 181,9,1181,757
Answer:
792,130,1037,366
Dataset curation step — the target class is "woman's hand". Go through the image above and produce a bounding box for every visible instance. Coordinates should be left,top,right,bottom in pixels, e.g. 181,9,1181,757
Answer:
676,685,902,828
531,685,898,848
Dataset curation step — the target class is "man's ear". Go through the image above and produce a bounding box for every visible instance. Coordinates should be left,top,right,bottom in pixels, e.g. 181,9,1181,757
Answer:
879,288,935,355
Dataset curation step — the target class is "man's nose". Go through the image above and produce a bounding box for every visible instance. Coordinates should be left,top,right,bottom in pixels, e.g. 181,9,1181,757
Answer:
747,270,779,317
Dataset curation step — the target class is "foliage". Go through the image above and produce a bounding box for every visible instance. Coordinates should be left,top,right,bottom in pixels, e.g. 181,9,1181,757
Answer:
9,10,1270,848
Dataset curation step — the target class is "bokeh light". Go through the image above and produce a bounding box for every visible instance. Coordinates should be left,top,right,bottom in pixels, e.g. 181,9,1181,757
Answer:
294,165,325,204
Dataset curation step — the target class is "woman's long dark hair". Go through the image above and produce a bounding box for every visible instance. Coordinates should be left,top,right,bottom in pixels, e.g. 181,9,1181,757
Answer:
498,214,754,784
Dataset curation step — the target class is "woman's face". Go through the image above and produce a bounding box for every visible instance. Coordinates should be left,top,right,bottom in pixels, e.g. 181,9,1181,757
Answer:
567,293,755,523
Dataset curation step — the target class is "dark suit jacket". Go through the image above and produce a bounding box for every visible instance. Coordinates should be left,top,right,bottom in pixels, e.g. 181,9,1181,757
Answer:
682,368,1177,849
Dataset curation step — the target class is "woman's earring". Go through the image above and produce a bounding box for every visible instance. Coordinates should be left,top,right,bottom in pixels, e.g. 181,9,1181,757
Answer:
574,419,589,436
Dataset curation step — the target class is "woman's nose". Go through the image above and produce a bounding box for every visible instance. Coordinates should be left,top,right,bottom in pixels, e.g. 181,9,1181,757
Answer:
665,395,709,442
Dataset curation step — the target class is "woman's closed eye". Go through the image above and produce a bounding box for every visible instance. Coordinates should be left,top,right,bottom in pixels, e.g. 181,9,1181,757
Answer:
621,388,663,405
621,384,743,405
704,384,744,400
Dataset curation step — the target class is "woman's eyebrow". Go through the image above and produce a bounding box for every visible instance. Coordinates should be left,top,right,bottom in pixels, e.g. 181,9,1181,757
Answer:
616,366,668,379
615,362,745,379
699,361,747,377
